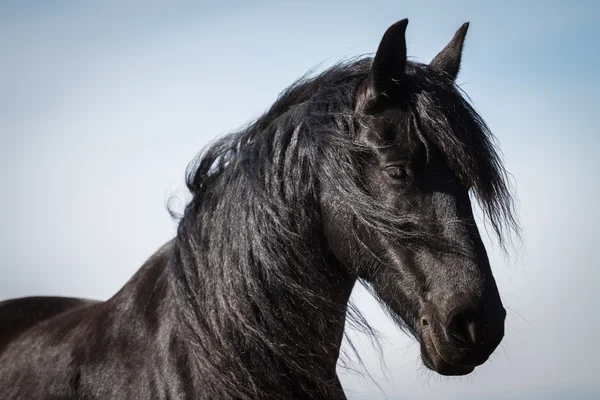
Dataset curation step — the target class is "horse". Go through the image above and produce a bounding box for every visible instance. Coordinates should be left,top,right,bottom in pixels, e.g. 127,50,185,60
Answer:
0,19,517,399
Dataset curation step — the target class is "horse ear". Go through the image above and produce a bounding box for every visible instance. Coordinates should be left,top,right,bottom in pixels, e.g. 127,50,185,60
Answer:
429,22,469,80
366,19,409,98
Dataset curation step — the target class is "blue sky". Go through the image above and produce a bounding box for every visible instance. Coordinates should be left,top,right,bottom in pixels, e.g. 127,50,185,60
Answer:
1,1,599,399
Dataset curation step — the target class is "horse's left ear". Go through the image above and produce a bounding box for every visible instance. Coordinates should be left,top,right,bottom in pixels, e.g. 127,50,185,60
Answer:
429,22,469,80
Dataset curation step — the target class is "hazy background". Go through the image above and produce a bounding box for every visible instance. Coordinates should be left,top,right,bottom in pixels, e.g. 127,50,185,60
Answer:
1,1,599,399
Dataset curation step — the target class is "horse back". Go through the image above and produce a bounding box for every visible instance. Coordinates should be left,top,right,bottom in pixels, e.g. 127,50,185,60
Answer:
0,296,98,354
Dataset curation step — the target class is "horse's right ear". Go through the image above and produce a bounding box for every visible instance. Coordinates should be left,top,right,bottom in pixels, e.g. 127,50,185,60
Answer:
364,19,409,101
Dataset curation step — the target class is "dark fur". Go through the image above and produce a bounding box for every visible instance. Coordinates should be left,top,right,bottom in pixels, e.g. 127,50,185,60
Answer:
0,21,517,399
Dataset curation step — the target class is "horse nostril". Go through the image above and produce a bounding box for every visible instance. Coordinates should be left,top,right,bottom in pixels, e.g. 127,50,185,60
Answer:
446,309,478,346
421,318,429,326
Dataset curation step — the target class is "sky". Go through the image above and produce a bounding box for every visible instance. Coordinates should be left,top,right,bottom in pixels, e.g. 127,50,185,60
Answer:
1,1,599,399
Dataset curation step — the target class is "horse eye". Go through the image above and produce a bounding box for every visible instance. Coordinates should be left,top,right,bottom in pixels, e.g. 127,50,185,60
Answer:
384,166,412,182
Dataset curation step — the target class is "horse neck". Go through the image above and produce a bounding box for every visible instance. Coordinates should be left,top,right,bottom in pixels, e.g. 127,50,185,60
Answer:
170,227,356,399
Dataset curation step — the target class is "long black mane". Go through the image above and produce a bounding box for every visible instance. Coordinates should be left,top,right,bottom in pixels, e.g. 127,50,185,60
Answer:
170,57,517,399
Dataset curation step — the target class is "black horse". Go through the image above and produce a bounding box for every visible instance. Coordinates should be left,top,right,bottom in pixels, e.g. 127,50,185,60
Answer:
0,19,517,399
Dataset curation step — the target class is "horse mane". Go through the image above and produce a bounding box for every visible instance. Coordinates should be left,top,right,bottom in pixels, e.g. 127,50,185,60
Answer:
168,57,518,399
